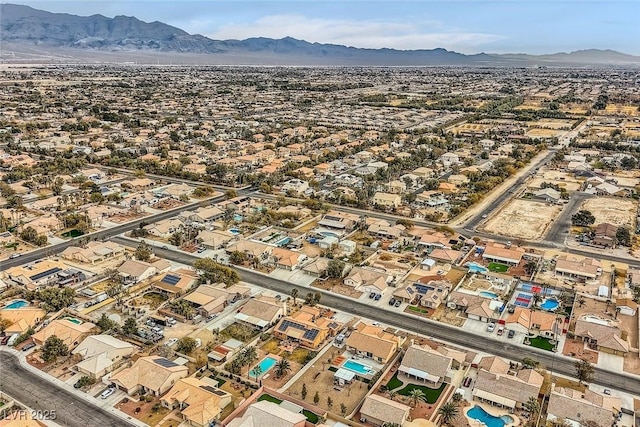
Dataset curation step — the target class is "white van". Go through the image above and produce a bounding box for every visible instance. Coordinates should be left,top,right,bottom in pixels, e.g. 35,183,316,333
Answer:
7,334,20,346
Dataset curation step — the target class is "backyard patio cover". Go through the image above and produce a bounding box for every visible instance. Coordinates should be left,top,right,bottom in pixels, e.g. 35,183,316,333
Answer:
334,368,356,382
399,366,440,384
473,389,516,409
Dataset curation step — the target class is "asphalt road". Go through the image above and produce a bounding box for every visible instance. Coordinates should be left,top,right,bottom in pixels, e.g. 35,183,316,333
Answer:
133,243,640,396
545,192,594,244
1,195,223,270
465,151,556,230
0,352,134,427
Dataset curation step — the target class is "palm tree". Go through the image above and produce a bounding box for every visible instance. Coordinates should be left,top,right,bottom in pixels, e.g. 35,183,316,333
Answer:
242,346,258,366
532,292,542,309
387,389,397,401
408,389,426,407
290,288,299,306
251,365,262,380
438,401,459,425
524,396,540,416
274,359,291,379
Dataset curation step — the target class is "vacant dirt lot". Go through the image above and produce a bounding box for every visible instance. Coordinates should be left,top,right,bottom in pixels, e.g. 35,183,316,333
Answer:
581,198,637,228
482,199,562,240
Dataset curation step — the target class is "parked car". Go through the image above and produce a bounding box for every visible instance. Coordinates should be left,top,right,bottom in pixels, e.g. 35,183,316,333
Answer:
388,298,396,306
394,300,402,307
487,322,496,332
100,388,115,399
22,342,36,352
463,377,472,387
507,330,515,339
74,381,83,389
9,253,22,259
369,292,376,299
1,336,10,345
165,338,178,347
374,294,382,301
497,326,505,336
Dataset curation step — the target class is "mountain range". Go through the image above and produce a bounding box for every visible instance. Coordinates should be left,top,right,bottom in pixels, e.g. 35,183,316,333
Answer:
2,3,639,66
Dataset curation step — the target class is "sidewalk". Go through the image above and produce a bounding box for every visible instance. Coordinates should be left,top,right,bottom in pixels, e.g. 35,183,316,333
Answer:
0,348,148,427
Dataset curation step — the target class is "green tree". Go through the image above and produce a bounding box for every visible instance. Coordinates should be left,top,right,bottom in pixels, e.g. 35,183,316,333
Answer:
615,226,632,247
224,189,238,199
571,210,595,227
76,375,96,388
290,288,299,305
438,401,459,425
176,337,197,354
313,391,320,405
575,359,594,385
96,313,116,331
0,317,12,334
340,403,347,416
134,241,153,261
327,396,333,408
251,365,262,380
326,259,345,278
33,287,76,311
229,250,247,265
20,226,39,244
274,358,291,379
193,258,239,285
524,396,540,416
408,389,426,407
301,383,308,400
122,317,138,335
42,335,69,362
241,346,258,366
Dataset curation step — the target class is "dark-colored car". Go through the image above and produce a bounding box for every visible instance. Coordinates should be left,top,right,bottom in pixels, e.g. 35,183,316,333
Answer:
369,292,376,299
22,342,36,352
463,377,472,387
374,294,382,301
388,298,396,306
394,300,402,307
507,330,515,339
1,336,10,345
74,381,83,389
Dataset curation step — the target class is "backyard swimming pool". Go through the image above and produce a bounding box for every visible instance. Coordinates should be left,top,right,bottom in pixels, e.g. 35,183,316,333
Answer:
467,405,514,427
3,300,28,310
343,359,374,375
250,356,277,377
479,291,499,299
64,317,83,324
229,228,241,235
466,262,488,274
540,298,559,311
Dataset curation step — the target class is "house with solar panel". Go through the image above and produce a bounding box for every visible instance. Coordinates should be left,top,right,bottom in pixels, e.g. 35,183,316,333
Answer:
152,269,199,297
392,278,453,309
110,356,189,397
273,306,340,350
4,259,85,291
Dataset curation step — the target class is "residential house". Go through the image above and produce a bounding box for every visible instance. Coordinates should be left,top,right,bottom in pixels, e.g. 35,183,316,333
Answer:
301,257,331,278
185,206,224,224
184,283,250,317
386,180,407,194
429,248,462,264
117,260,158,284
161,377,232,427
482,242,525,266
32,318,97,349
345,322,401,364
144,218,184,239
271,247,307,271
593,223,618,248
110,356,188,396
359,395,410,427
447,291,499,323
440,152,460,167
448,174,469,186
554,256,602,281
226,401,306,427
372,192,402,208
393,278,453,309
225,240,272,261
273,306,338,349
152,269,199,297
4,260,81,290
0,307,46,335
532,188,562,203
398,344,453,387
547,386,621,427
60,241,126,265
573,319,629,356
72,335,135,377
317,211,361,234
207,338,244,364
367,221,405,240
234,296,285,330
473,356,544,409
344,267,392,294
198,229,236,250
504,308,560,338
281,179,309,195
183,163,207,175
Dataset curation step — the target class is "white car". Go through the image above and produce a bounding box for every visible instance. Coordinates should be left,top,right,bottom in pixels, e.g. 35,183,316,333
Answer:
100,388,115,399
165,338,178,347
487,322,496,332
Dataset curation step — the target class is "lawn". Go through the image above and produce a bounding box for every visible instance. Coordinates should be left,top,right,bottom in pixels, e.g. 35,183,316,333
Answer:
527,336,555,351
257,394,319,424
408,306,428,314
287,347,312,364
397,382,446,404
387,372,404,390
260,338,282,355
488,262,509,273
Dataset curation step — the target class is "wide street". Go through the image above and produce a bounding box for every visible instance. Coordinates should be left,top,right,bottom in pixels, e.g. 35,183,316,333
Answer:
0,352,134,427
116,242,640,396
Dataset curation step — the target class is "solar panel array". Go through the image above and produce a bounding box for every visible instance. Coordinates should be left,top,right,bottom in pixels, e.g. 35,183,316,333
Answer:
162,274,181,286
279,319,320,342
153,358,179,368
414,284,434,295
303,329,319,340
30,267,62,281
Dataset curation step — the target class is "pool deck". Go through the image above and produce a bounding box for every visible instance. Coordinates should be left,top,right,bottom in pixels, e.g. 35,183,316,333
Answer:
465,402,521,427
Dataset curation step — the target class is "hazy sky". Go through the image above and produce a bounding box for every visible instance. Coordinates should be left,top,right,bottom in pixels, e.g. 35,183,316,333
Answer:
12,1,640,54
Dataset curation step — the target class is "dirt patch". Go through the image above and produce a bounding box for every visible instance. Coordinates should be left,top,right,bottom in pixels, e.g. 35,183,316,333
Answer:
116,396,171,426
431,305,466,327
581,197,637,228
313,278,363,299
300,242,321,258
110,211,149,224
482,199,562,240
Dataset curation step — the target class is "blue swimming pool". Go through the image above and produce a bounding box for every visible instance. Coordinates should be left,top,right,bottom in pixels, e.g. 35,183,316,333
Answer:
229,228,241,235
250,356,277,377
466,262,488,274
540,299,559,311
3,300,28,310
343,359,374,375
467,405,514,427
479,291,498,299
233,214,244,222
